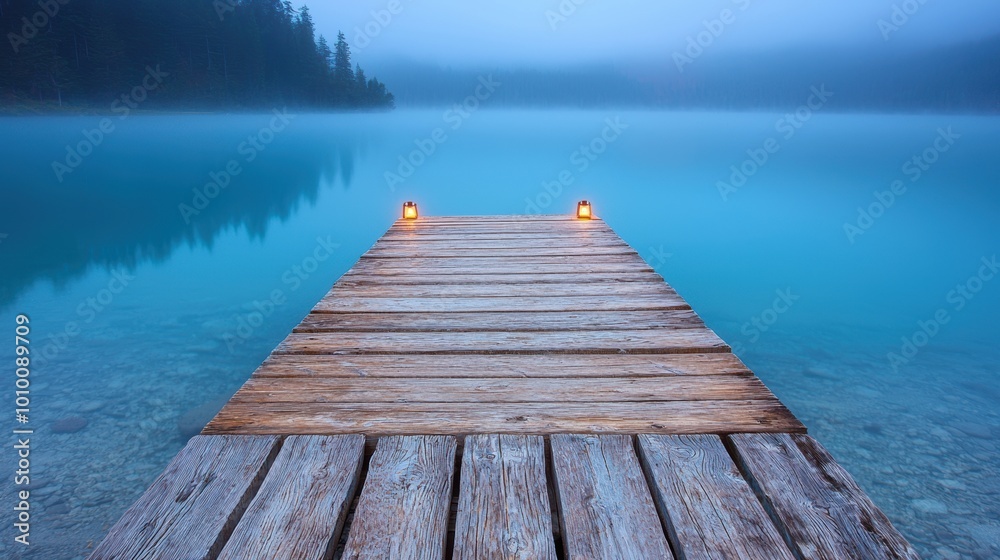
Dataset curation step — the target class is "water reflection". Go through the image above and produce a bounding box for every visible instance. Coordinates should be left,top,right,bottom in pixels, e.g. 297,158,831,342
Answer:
0,115,362,306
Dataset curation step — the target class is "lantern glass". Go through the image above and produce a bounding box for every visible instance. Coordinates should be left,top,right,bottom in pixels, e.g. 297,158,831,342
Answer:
403,202,418,219
577,201,592,219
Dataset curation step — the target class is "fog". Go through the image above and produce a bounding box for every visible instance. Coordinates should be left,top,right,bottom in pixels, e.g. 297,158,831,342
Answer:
307,1,1000,68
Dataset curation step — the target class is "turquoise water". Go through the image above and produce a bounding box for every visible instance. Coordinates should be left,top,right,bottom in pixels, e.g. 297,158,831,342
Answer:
1,110,998,559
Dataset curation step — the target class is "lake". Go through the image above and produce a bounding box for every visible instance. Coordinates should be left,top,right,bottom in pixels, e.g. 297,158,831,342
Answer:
1,109,998,558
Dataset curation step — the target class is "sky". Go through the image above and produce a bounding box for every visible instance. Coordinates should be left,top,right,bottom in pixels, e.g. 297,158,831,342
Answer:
305,0,1000,68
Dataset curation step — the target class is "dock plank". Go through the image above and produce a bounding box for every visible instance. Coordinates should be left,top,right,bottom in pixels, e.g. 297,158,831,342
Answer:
218,435,365,560
88,435,281,560
371,238,631,249
354,254,650,268
454,435,557,560
637,434,795,560
342,436,457,560
364,246,638,258
728,434,920,560
251,353,753,379
337,271,663,285
294,309,705,333
275,330,727,355
328,282,677,299
551,434,674,559
227,376,776,404
348,263,655,275
204,401,806,435
313,295,690,313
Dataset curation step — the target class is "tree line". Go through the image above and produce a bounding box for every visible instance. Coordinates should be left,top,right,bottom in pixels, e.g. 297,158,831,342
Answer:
0,0,394,110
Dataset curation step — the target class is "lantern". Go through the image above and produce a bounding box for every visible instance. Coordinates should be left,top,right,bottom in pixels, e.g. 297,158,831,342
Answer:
403,201,418,220
577,200,592,219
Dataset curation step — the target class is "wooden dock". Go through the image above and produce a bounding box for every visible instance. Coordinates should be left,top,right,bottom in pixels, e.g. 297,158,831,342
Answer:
90,215,919,559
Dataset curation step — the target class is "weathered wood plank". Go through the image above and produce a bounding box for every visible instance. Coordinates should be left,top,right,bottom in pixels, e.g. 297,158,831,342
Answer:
728,434,920,560
551,434,674,559
252,353,754,379
88,435,281,560
204,401,805,436
372,238,630,249
275,330,728,355
387,222,613,232
348,262,656,275
378,232,625,242
313,295,690,313
218,435,365,560
355,254,650,268
227,376,777,404
365,247,637,258
295,310,704,333
327,282,676,299
338,271,663,285
341,436,457,560
637,434,795,560
454,435,557,560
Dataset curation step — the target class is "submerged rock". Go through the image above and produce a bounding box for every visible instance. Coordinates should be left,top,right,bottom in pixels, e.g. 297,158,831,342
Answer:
78,400,105,413
949,421,993,440
51,416,88,434
912,498,949,514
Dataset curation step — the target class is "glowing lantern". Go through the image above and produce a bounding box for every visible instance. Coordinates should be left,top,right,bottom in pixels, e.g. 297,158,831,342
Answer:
402,201,418,220
577,200,593,219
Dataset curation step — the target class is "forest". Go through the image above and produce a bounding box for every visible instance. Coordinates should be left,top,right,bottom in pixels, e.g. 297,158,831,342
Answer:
0,0,395,110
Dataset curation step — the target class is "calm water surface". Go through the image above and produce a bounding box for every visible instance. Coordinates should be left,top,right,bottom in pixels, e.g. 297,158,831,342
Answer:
1,110,998,559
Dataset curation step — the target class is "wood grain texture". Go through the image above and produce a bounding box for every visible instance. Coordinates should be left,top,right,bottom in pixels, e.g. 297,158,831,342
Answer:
227,376,776,404
337,271,663,285
204,401,805,436
637,434,795,560
341,436,457,560
275,330,728,355
327,281,677,298
88,435,281,560
728,433,920,560
550,434,674,559
218,435,365,560
454,435,557,560
354,254,651,269
347,263,655,275
364,246,638,258
312,295,690,313
370,238,631,250
295,309,705,333
252,353,754,379
377,232,625,242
